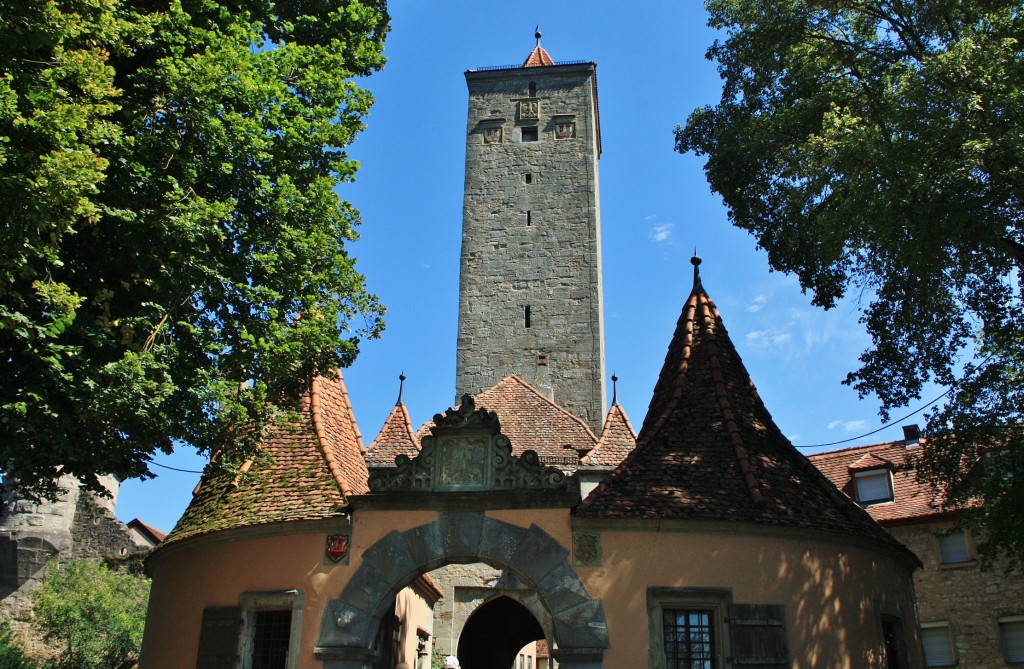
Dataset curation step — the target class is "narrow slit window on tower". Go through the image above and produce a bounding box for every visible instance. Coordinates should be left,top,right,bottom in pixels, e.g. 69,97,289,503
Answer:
528,82,536,97
521,126,538,142
525,305,531,328
525,173,532,184
527,211,532,226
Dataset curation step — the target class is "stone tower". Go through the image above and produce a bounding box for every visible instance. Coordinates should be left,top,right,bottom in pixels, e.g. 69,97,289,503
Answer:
455,32,607,431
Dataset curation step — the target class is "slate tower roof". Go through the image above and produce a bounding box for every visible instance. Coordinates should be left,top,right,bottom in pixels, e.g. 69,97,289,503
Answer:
162,371,367,545
577,257,912,553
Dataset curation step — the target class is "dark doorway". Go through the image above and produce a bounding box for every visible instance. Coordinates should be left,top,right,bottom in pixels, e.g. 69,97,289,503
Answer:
457,596,544,669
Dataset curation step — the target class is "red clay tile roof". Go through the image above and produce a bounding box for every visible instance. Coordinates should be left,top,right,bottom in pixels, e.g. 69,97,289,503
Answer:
576,259,909,553
365,401,419,466
581,404,637,468
523,45,554,67
808,440,948,524
849,452,893,471
162,371,367,545
416,376,596,469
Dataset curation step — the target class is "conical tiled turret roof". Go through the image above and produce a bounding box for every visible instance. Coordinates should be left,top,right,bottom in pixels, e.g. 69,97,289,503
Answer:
365,375,419,466
581,400,637,469
577,257,911,552
161,371,368,546
523,26,554,67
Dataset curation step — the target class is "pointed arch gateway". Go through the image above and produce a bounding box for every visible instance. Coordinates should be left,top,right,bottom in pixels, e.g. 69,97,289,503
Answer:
314,396,608,668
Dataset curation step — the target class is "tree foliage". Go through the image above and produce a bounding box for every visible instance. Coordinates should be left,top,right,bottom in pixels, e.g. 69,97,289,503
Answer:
32,560,149,669
0,0,389,500
678,0,1024,562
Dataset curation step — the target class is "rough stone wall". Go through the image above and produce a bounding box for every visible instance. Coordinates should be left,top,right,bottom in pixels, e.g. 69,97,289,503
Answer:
887,521,1024,668
427,562,547,659
0,477,141,661
456,63,606,432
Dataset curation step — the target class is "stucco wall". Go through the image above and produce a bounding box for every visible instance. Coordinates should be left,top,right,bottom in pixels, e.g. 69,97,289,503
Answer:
143,508,920,669
577,524,922,669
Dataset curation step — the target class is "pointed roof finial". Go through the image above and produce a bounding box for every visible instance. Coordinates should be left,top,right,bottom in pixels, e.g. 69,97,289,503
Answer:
611,372,619,407
691,249,703,294
535,25,542,46
396,371,406,406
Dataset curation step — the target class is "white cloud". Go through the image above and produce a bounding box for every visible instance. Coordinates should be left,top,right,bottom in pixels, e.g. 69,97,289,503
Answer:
648,223,673,243
747,294,767,312
745,329,792,347
827,419,868,433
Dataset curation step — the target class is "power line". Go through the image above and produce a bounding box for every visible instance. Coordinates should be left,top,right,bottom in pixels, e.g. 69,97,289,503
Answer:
150,460,204,474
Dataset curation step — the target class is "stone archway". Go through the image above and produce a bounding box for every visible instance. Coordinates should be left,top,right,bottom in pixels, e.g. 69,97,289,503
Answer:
315,511,607,669
457,595,544,669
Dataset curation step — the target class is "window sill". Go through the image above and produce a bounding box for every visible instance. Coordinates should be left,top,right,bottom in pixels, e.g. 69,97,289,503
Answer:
938,559,976,570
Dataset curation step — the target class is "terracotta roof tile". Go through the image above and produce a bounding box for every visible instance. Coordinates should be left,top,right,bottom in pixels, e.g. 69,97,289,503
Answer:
581,404,637,468
522,45,554,67
849,452,893,471
808,440,948,524
365,402,419,466
576,259,910,554
162,371,366,545
416,376,596,469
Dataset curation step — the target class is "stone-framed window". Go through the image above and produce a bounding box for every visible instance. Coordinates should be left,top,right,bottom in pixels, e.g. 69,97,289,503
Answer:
647,587,788,669
521,126,539,142
939,531,971,565
1000,615,1024,663
920,621,956,667
648,588,729,669
238,590,304,669
854,468,894,505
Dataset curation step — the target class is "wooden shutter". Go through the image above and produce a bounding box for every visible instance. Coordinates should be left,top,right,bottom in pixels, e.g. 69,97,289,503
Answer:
196,606,241,669
728,604,788,668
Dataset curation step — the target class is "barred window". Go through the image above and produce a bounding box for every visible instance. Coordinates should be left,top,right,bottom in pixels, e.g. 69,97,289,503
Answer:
664,608,715,669
252,610,292,669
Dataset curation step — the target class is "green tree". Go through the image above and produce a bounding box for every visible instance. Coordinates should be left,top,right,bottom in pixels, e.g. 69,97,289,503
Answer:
0,0,388,500
677,1,1024,562
32,560,149,669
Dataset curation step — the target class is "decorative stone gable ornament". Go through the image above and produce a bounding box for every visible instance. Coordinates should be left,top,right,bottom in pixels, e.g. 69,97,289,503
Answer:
367,395,568,493
519,99,539,120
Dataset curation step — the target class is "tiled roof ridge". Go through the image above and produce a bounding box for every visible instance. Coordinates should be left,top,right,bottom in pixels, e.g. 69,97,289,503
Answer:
523,45,555,67
310,373,364,502
809,438,917,460
366,401,419,463
502,375,599,442
602,403,636,442
636,293,698,443
701,292,765,507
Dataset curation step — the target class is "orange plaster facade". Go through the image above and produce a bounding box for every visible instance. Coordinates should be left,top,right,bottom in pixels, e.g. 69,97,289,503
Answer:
143,508,922,669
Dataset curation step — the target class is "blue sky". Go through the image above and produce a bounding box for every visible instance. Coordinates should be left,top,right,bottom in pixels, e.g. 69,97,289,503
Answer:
116,1,941,532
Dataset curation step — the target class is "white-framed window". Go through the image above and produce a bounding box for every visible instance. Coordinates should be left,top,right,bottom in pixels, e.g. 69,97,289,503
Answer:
854,469,894,504
239,590,304,669
1000,615,1024,663
939,531,971,564
920,621,956,666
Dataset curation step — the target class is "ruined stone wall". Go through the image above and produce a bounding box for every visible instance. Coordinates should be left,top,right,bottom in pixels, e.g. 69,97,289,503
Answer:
456,63,606,432
887,521,1024,668
0,477,141,660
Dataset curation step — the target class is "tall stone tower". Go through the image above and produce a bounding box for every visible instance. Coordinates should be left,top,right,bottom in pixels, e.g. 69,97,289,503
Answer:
455,32,607,432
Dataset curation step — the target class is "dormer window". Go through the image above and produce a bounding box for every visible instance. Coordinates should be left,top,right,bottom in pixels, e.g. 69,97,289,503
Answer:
854,469,893,505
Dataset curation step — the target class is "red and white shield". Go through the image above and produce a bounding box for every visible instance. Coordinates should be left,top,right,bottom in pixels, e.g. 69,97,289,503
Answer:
326,533,349,562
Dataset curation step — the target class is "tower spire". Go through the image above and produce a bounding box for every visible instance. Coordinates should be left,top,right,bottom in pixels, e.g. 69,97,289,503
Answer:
396,372,406,406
